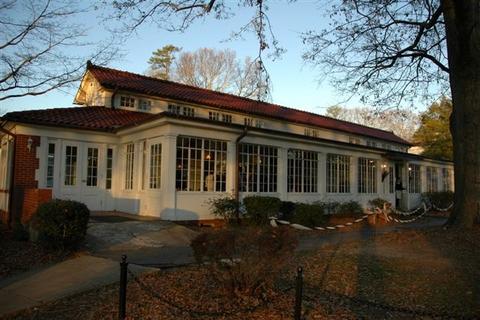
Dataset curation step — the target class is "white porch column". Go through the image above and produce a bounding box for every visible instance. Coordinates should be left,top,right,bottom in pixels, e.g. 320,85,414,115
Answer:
350,155,358,195
161,134,178,220
318,152,327,195
226,140,236,195
277,147,287,201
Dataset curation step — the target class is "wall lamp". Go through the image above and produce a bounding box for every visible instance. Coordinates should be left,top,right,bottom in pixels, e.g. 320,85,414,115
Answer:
27,137,33,152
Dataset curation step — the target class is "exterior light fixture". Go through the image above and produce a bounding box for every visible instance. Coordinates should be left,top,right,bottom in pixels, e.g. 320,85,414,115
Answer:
27,137,33,152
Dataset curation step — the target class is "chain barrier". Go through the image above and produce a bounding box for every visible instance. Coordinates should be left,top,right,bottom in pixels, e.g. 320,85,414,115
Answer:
270,200,455,232
126,268,268,318
432,202,454,212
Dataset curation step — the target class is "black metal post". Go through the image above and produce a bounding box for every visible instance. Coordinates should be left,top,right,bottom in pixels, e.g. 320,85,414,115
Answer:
119,255,128,320
294,266,303,320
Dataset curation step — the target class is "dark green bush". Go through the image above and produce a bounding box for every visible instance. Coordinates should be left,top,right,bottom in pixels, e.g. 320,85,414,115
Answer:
191,227,297,297
336,201,364,216
12,222,29,241
279,201,296,221
32,199,90,250
422,191,454,209
368,198,391,210
207,196,240,224
243,196,281,225
318,201,340,215
292,203,325,227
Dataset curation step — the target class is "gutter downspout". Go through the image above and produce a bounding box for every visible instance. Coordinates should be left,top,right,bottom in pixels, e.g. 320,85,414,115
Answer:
0,125,16,228
235,126,248,222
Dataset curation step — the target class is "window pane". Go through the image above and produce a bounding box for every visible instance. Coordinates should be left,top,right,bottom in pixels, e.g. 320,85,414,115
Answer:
149,144,162,189
46,143,55,188
64,146,77,186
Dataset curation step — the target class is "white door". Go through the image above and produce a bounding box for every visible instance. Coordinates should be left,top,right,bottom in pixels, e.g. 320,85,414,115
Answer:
81,144,105,210
60,142,105,211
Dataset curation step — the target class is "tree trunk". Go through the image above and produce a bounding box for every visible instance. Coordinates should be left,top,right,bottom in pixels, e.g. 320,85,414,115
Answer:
443,0,480,228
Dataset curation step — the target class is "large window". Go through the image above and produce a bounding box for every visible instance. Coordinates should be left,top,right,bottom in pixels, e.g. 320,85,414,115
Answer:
125,143,135,190
426,166,438,192
358,158,377,193
388,166,394,193
120,96,135,108
86,148,98,186
46,143,55,188
239,143,278,192
64,146,77,186
408,164,421,193
442,168,452,191
176,136,227,192
287,149,318,193
150,144,162,189
326,154,350,193
106,148,113,190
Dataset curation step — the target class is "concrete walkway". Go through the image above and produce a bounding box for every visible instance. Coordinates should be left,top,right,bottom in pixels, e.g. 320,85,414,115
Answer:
0,255,155,316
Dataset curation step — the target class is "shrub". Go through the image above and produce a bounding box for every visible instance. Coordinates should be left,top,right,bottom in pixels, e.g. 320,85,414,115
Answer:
243,196,281,225
422,191,454,209
279,201,296,221
317,201,340,215
336,201,364,216
368,198,391,210
32,199,90,250
191,227,297,298
208,195,240,224
12,222,29,241
292,203,325,227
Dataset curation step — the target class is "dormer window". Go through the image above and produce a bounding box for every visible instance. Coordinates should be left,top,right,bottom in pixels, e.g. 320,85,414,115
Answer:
168,104,181,115
183,106,195,117
120,96,135,108
209,112,220,121
304,128,319,138
221,114,232,123
139,99,152,111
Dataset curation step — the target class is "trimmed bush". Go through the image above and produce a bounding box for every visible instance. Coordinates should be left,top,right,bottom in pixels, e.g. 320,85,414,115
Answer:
32,199,90,250
12,222,29,241
243,196,281,225
317,201,340,215
191,227,297,298
336,201,364,216
368,198,391,210
208,195,240,224
292,203,325,227
279,201,296,221
422,191,454,209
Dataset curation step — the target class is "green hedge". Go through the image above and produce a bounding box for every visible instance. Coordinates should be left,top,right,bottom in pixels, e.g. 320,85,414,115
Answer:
208,196,240,224
422,191,454,209
32,199,90,250
291,203,325,227
243,196,281,225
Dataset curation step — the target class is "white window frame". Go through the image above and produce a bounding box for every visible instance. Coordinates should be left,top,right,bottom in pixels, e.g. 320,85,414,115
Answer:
124,143,135,190
326,154,350,193
149,143,162,189
358,157,377,194
176,136,227,192
426,166,438,192
287,149,318,193
239,143,278,193
408,164,421,194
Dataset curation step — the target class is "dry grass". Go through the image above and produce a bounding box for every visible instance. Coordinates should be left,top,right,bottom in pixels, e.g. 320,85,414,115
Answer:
4,226,480,320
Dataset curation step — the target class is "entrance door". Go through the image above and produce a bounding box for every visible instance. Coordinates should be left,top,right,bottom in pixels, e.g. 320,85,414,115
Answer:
394,162,406,209
60,142,105,211
81,144,104,210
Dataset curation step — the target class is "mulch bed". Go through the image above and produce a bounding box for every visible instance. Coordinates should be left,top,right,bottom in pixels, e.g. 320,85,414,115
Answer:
4,226,480,320
0,228,72,281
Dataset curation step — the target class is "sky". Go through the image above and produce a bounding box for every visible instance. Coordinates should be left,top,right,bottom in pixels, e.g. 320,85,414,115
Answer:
1,1,425,114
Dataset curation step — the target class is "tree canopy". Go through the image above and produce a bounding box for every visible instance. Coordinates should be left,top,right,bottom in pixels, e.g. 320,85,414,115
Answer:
147,46,268,99
325,105,419,141
412,97,453,160
0,0,118,102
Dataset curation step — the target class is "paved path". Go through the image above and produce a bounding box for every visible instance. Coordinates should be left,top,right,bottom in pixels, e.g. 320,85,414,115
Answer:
0,254,156,316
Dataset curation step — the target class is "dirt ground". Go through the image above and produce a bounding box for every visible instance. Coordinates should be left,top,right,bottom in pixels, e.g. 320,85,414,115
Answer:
3,225,479,320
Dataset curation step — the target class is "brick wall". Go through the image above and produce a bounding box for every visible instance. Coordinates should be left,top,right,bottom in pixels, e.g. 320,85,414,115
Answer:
21,188,52,224
9,134,46,224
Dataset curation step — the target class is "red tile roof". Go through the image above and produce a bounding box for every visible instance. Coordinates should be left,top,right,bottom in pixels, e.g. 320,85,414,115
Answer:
1,107,155,132
87,64,411,145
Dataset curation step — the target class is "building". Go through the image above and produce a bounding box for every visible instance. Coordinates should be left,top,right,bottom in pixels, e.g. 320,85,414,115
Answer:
0,62,454,224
